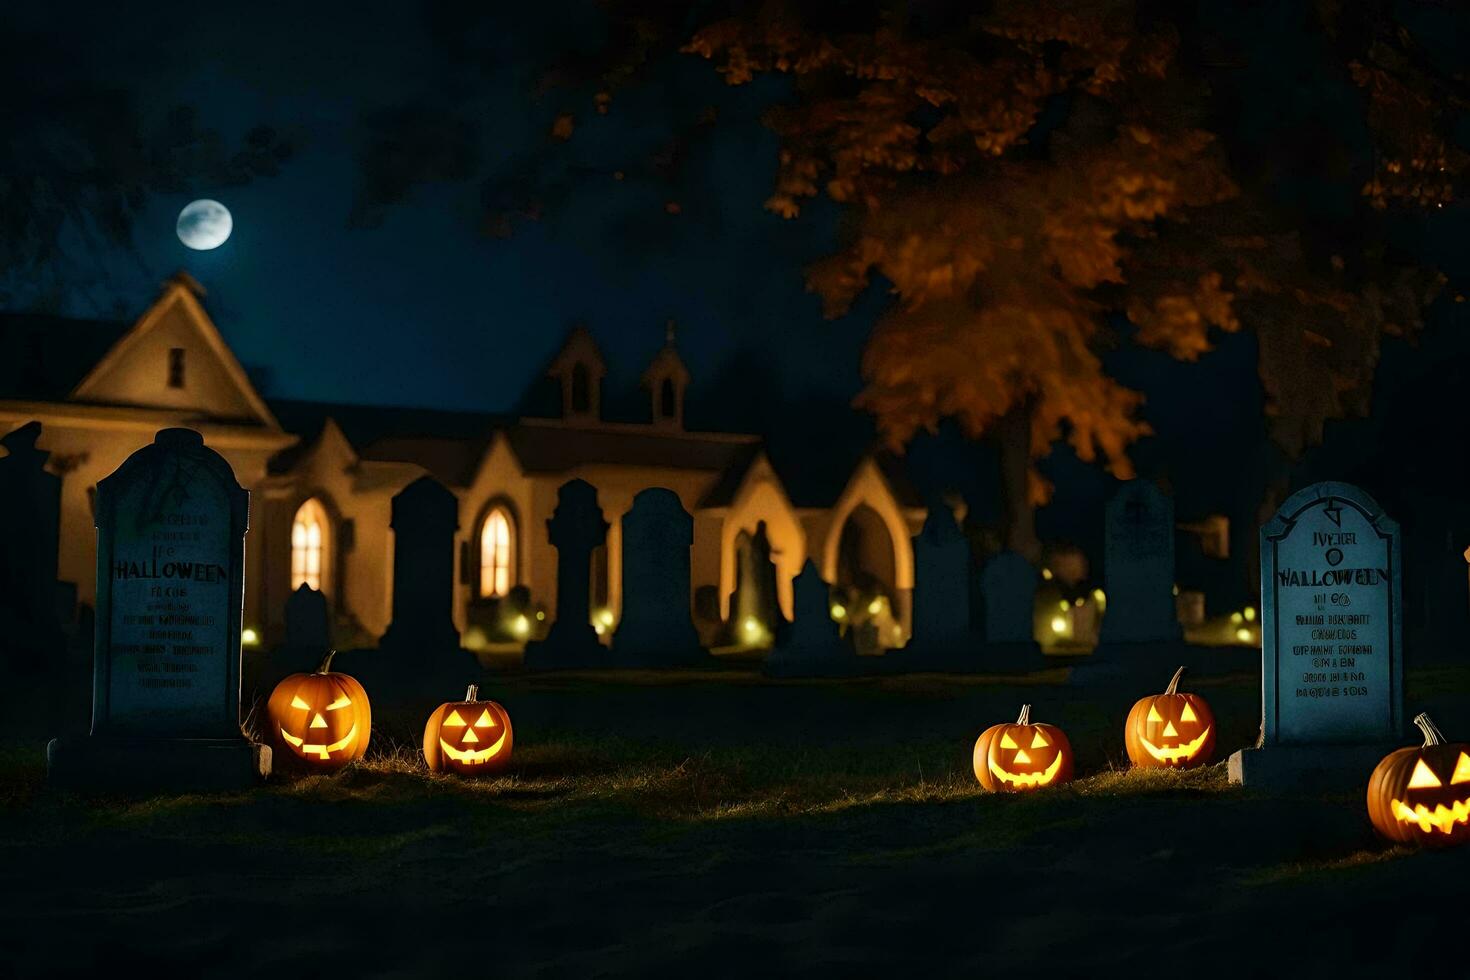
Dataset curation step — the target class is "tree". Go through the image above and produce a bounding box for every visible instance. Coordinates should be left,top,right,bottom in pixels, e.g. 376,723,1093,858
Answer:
684,0,1445,559
351,1,1453,558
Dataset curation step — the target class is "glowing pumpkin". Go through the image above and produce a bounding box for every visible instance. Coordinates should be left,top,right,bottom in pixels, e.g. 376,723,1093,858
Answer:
423,684,514,775
266,651,371,773
1367,713,1470,846
973,704,1074,792
1124,665,1215,769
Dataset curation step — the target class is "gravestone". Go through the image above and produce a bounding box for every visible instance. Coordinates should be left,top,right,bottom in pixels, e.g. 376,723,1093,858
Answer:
765,561,855,676
271,583,332,681
613,488,704,664
285,583,330,652
905,507,973,660
380,476,460,654
979,551,1044,670
0,422,64,674
1229,482,1405,790
524,479,609,669
1099,480,1181,643
46,428,270,790
732,521,782,641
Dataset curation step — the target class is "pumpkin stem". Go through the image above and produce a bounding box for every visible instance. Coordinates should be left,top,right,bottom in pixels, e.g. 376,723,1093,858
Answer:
465,683,479,702
316,650,337,674
1016,704,1031,725
1414,712,1446,747
1163,665,1187,695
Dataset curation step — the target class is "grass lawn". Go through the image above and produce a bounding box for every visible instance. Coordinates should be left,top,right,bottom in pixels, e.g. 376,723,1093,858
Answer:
3,663,1469,977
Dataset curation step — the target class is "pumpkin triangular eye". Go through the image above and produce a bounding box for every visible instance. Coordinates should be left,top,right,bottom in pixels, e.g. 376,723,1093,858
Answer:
1000,732,1019,749
1409,758,1443,789
1180,703,1198,723
443,710,467,727
474,709,497,729
1452,753,1470,786
1147,705,1163,723
1030,730,1050,749
290,695,310,710
326,695,352,710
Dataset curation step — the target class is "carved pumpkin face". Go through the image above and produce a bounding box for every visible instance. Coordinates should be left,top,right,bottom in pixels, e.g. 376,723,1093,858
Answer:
266,653,371,773
974,705,1074,793
1368,714,1470,846
1125,666,1215,769
423,685,513,775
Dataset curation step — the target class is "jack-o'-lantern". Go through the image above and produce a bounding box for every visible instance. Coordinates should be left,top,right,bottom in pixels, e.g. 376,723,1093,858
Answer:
1368,713,1470,846
1125,665,1215,769
973,704,1074,792
423,684,513,775
266,651,371,773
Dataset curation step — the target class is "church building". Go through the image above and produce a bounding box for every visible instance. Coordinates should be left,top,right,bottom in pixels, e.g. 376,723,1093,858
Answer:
0,275,926,656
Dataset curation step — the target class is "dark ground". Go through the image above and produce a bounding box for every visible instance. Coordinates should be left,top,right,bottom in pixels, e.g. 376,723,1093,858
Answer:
2,662,1468,978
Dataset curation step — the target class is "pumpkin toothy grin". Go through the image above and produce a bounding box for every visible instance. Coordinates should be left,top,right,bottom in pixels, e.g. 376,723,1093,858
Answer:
1137,726,1212,764
280,722,360,760
1391,797,1470,835
988,751,1064,788
438,729,508,765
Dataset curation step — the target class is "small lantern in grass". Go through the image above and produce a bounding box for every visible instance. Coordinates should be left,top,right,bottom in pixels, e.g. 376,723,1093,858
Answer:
973,704,1074,792
423,685,514,775
1368,713,1470,846
266,651,371,773
1124,665,1216,769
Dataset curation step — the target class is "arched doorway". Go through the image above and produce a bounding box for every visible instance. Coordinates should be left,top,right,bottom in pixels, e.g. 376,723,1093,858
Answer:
832,504,903,651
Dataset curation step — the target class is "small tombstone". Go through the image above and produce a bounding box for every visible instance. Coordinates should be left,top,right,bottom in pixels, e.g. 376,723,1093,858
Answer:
46,428,270,790
381,476,461,655
907,507,973,656
1099,480,1181,644
1229,482,1405,789
765,561,855,675
980,551,1039,644
0,422,64,673
285,583,331,652
979,551,1043,670
614,488,704,664
524,479,609,668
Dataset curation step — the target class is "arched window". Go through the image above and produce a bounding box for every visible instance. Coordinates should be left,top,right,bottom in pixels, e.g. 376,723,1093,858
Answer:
659,377,676,418
291,497,330,594
479,507,515,598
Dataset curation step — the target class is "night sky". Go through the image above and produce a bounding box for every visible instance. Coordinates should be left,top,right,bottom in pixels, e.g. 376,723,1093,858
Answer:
11,2,876,414
10,0,1470,532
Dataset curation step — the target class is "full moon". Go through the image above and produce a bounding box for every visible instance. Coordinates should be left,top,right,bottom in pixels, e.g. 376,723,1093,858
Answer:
176,199,233,250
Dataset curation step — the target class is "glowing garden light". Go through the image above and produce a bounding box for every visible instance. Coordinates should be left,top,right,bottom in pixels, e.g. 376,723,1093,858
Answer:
241,628,260,647
830,603,847,621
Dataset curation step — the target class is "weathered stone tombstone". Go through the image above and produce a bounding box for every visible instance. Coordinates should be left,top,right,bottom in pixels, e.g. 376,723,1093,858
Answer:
613,488,705,665
524,479,609,669
980,551,1038,644
0,421,64,674
904,507,973,661
285,583,331,653
979,551,1043,670
765,560,855,676
380,476,460,654
1229,482,1404,789
1099,480,1181,644
47,428,270,790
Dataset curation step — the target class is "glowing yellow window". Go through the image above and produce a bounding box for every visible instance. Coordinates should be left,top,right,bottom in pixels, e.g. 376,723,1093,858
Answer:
290,497,329,593
479,508,515,598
